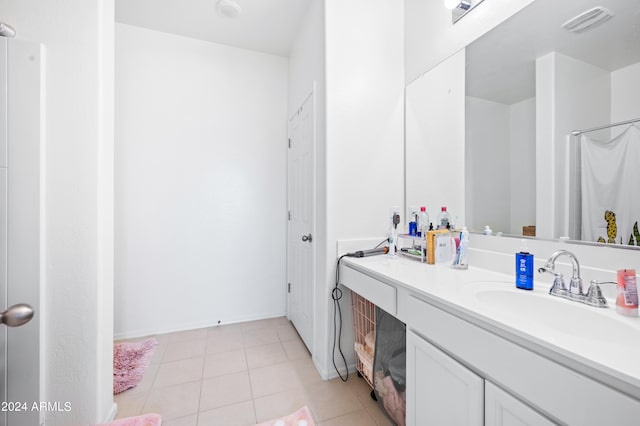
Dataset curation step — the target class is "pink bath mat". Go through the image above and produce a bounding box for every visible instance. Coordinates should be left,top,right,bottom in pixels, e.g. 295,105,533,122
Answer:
113,338,158,394
255,406,315,426
97,413,161,426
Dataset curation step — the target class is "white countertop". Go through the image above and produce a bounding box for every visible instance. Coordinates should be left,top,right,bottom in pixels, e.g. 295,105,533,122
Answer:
341,255,640,399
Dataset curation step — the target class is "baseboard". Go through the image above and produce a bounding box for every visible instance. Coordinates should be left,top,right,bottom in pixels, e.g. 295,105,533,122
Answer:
104,402,117,423
313,356,356,381
114,312,288,340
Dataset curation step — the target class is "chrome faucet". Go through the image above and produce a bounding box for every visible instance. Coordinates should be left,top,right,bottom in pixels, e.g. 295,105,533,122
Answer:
538,250,607,308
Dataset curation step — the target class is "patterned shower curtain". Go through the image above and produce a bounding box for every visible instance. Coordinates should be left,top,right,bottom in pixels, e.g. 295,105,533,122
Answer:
581,125,640,244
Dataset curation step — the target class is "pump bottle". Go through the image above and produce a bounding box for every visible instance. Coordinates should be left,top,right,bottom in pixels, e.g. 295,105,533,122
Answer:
516,240,534,290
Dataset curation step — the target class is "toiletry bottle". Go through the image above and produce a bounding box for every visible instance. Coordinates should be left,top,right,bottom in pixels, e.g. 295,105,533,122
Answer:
418,207,429,237
483,225,493,235
408,207,418,236
616,269,638,316
437,206,451,230
452,226,469,269
516,239,533,290
408,218,417,236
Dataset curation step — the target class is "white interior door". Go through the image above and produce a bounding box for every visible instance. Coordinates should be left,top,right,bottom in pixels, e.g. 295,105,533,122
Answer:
1,37,42,426
287,90,315,352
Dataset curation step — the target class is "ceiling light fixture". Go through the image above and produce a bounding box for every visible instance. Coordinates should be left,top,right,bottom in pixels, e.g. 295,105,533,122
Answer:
216,0,243,19
445,0,484,24
0,21,16,38
444,0,471,11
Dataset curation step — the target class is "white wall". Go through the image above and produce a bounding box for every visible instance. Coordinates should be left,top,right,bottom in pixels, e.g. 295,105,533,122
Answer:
404,0,535,83
466,96,510,233
406,49,466,230
0,0,115,424
321,0,405,379
115,24,288,338
536,52,611,239
287,0,328,373
509,97,536,235
611,61,640,135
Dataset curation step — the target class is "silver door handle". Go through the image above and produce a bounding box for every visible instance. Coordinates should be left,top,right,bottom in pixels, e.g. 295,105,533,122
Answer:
0,304,34,327
301,234,313,242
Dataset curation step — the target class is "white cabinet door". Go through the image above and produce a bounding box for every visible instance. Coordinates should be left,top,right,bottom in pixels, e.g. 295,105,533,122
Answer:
486,381,556,426
406,330,484,426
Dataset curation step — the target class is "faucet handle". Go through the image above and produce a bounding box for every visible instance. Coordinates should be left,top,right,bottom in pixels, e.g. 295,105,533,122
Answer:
569,277,584,298
584,280,609,308
549,273,569,297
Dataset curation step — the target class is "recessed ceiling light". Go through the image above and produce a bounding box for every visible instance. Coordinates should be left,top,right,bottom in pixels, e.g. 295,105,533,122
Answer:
217,0,243,19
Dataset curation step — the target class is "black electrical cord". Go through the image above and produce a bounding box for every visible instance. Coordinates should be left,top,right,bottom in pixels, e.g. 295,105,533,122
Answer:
331,254,350,382
331,238,389,382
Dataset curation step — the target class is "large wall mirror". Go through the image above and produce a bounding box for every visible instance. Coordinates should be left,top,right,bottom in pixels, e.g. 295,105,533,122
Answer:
407,0,640,247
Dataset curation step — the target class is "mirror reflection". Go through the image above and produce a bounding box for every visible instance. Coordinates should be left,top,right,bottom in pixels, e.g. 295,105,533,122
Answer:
464,0,640,242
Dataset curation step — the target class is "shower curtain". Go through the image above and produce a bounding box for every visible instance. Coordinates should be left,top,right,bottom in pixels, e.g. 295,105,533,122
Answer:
581,125,640,244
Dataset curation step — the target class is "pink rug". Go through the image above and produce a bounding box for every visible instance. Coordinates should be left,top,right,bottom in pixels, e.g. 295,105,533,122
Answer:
113,338,158,394
255,406,315,426
97,413,161,426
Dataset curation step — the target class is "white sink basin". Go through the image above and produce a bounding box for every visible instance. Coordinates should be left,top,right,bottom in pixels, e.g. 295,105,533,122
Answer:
470,285,640,345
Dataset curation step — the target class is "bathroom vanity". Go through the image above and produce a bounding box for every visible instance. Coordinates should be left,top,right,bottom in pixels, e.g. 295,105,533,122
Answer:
339,255,640,426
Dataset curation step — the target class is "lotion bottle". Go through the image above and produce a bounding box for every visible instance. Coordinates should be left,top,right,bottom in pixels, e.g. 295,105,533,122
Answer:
616,269,638,317
516,239,533,290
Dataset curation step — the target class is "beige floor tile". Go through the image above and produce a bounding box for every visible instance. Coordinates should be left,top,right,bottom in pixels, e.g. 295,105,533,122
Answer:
345,375,375,401
154,358,204,388
114,393,147,419
371,410,395,426
275,324,300,342
206,331,244,354
249,362,301,398
168,328,208,342
241,319,273,332
200,371,253,412
143,381,201,421
203,349,247,378
262,317,292,328
289,358,323,386
162,414,198,426
304,379,364,422
197,400,256,426
207,322,244,335
243,328,280,348
253,389,309,423
318,409,377,426
282,338,310,360
245,342,288,369
163,339,207,363
349,381,393,426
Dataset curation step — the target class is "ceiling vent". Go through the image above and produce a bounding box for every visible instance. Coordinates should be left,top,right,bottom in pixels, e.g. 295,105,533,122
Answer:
216,0,243,19
562,6,613,33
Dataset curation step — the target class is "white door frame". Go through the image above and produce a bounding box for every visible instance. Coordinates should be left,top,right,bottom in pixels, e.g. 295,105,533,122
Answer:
286,83,317,355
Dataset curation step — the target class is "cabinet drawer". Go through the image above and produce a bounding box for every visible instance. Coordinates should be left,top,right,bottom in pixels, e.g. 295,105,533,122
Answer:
340,265,396,315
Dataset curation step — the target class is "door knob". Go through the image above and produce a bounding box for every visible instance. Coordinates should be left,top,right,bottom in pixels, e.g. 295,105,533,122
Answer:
0,303,34,327
301,234,313,242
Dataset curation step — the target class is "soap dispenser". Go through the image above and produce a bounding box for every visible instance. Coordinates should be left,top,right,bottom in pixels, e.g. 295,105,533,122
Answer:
516,239,534,290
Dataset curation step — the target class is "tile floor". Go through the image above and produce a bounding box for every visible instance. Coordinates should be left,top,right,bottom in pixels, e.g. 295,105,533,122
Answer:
114,317,393,426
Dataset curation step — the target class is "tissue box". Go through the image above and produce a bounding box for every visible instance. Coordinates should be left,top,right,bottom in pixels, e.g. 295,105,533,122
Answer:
427,229,453,264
